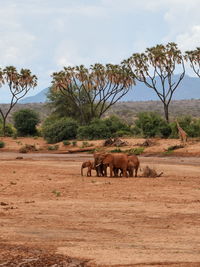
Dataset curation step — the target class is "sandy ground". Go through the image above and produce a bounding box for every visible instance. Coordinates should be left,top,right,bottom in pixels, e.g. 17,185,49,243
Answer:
0,138,200,266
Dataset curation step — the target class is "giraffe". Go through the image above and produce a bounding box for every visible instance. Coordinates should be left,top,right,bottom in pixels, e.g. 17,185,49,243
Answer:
175,119,188,146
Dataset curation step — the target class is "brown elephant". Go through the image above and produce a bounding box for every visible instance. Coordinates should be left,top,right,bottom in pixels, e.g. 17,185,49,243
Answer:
93,152,106,177
81,160,95,176
127,155,140,177
95,153,129,177
111,155,140,177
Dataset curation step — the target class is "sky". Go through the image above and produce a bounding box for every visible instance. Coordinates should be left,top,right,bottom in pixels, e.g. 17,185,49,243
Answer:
0,0,200,102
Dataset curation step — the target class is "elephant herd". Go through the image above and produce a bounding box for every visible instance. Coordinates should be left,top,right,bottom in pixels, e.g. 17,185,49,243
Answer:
81,152,140,178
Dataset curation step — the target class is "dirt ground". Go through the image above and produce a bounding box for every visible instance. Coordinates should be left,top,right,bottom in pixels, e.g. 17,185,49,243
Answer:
0,137,200,266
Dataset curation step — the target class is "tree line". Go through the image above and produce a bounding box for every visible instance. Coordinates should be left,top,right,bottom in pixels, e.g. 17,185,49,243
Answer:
0,43,199,136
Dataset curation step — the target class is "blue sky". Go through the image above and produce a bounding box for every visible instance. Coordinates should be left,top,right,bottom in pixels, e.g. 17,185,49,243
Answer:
0,0,200,102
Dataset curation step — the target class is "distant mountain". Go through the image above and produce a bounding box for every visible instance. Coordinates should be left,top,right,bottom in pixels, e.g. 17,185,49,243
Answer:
19,87,49,103
20,75,199,103
123,74,200,101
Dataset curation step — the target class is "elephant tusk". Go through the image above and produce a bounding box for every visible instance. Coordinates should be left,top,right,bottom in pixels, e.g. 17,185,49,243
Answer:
95,163,101,167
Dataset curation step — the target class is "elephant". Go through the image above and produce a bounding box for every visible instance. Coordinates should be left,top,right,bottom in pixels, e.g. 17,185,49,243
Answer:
94,153,129,177
81,160,95,176
110,155,140,177
114,161,134,177
127,155,140,177
93,152,107,177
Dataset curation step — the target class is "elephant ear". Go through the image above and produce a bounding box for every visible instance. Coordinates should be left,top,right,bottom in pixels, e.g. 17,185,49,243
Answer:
103,153,112,164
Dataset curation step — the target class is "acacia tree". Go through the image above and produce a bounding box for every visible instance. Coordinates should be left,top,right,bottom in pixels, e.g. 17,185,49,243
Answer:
185,47,200,78
51,63,134,124
0,66,37,136
123,43,185,122
47,86,93,123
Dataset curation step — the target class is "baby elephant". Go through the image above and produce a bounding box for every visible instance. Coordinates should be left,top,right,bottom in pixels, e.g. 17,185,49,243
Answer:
81,160,95,176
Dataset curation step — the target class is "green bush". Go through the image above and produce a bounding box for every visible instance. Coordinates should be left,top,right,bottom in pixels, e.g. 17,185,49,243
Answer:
81,141,93,148
63,140,71,146
126,147,145,155
19,144,37,153
132,112,171,138
110,148,122,153
42,117,78,143
13,109,40,136
113,130,133,137
0,123,16,137
77,116,131,140
72,141,77,146
0,141,5,148
48,145,59,150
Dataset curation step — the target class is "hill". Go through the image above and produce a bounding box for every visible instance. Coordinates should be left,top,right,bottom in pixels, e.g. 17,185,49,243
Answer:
106,99,200,124
2,99,200,125
1,103,51,123
19,75,199,103
19,88,49,103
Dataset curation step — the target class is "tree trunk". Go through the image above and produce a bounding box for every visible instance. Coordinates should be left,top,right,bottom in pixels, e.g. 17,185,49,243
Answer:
164,104,169,123
2,118,6,137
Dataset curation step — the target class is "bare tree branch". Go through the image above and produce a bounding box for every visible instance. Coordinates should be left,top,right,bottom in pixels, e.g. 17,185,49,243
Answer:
123,43,185,122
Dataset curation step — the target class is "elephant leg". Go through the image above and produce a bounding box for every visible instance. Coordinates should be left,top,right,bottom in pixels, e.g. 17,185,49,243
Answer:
135,167,138,177
129,168,133,177
109,164,114,177
96,166,101,177
113,168,119,177
95,169,99,177
122,168,127,177
103,164,107,177
87,167,92,176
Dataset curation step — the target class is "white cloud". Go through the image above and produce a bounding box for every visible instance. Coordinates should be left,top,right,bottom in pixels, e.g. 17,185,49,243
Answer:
161,0,200,46
0,0,199,102
176,25,200,51
55,40,90,67
0,2,37,67
0,32,36,66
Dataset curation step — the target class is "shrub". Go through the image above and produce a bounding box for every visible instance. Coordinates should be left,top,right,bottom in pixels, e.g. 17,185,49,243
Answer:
48,145,59,150
162,150,174,156
78,119,111,140
132,112,171,138
19,144,37,153
42,117,78,143
110,148,122,153
113,130,133,137
0,141,5,148
72,141,77,146
12,132,18,139
0,123,16,137
77,116,131,140
52,189,61,197
126,147,145,155
104,116,130,133
63,140,71,146
13,109,40,136
81,141,93,148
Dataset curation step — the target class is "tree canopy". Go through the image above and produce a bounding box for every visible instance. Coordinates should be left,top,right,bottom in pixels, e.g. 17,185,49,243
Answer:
123,42,185,122
51,63,135,124
185,47,200,78
0,66,37,136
